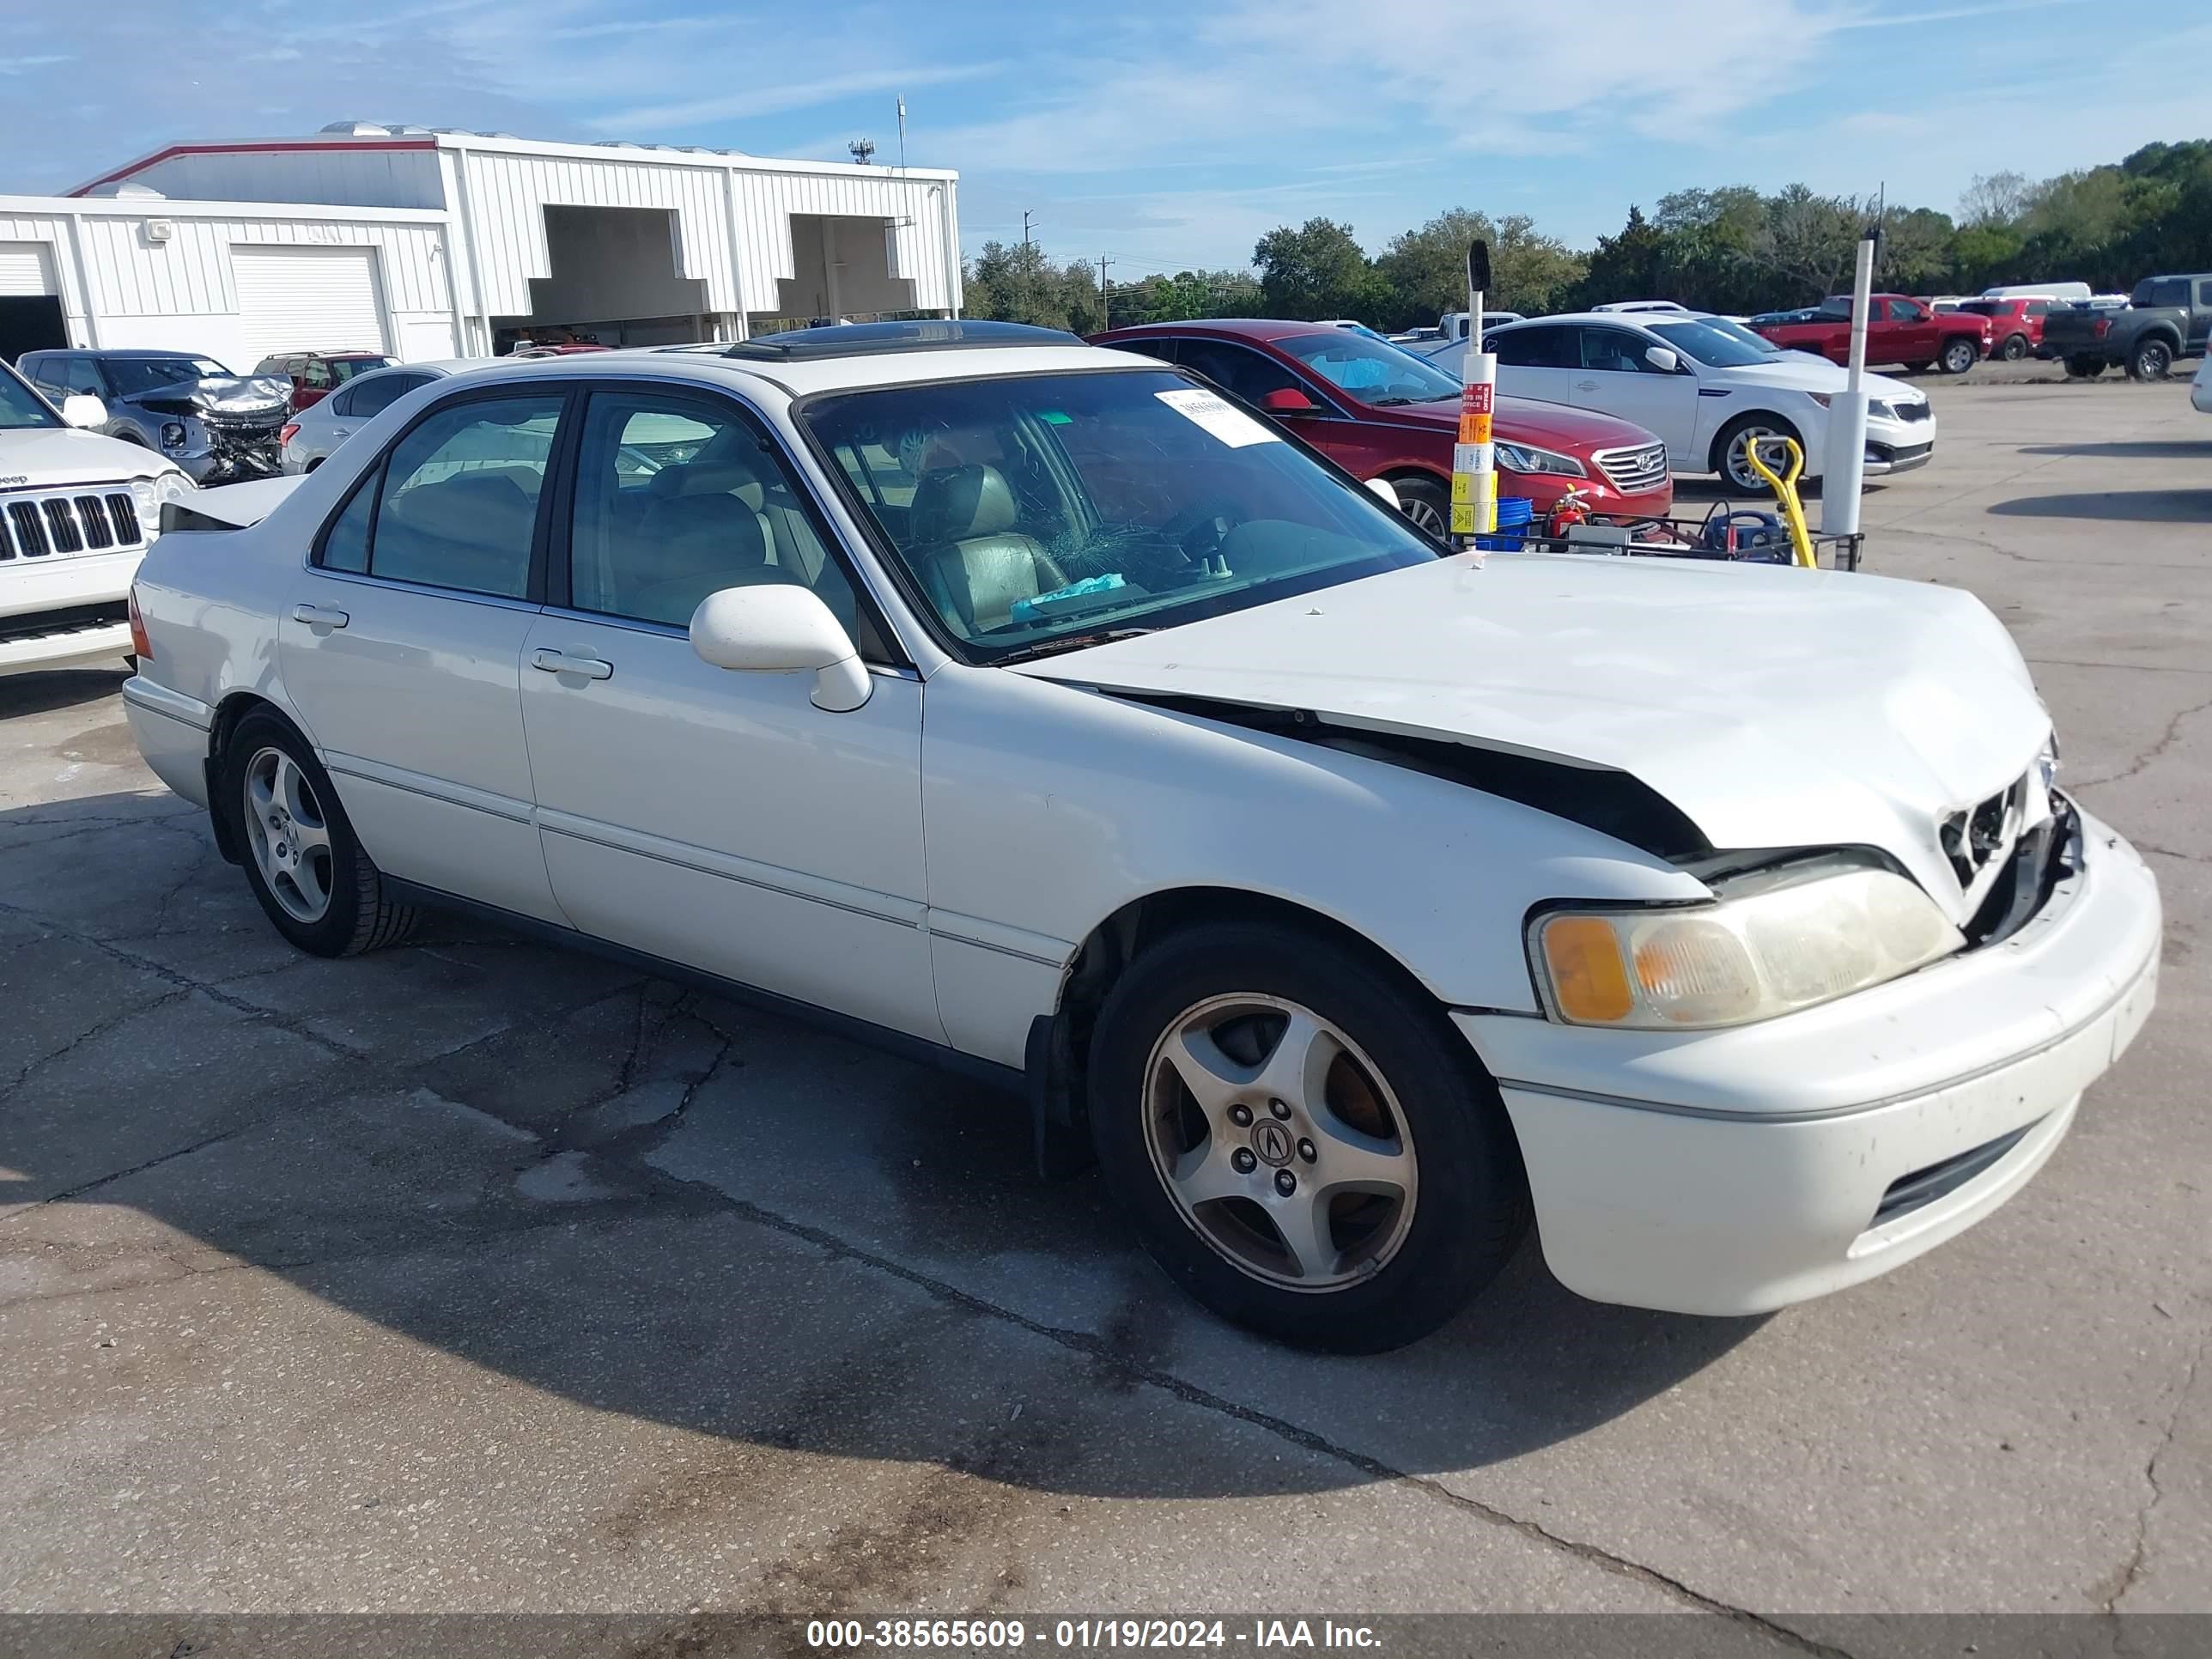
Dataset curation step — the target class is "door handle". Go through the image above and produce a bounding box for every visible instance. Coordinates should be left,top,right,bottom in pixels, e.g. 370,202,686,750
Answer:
531,647,613,681
1575,379,1601,391
291,603,349,629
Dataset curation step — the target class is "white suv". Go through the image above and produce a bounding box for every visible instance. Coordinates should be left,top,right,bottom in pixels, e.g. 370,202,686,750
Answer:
2,361,195,678
1480,313,1936,493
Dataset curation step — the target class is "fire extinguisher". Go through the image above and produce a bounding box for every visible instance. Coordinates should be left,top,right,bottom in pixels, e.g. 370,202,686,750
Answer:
1544,485,1596,541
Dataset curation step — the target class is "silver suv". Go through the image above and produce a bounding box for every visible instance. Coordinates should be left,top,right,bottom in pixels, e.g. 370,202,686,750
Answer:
17,349,290,483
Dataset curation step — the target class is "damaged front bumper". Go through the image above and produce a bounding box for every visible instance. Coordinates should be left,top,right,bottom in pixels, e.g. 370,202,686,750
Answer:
1457,802,2161,1316
140,379,290,483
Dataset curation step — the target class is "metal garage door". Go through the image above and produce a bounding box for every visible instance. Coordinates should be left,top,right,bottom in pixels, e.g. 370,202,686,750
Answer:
231,245,389,357
0,242,58,296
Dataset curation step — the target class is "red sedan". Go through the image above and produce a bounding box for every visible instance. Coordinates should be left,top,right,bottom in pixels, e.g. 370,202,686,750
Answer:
1089,319,1673,534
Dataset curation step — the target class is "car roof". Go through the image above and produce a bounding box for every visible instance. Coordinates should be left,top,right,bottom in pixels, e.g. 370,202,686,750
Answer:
1095,319,1339,344
432,337,1163,401
60,348,214,360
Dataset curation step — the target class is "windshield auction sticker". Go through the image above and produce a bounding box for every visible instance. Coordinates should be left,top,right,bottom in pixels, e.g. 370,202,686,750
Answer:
1155,388,1280,448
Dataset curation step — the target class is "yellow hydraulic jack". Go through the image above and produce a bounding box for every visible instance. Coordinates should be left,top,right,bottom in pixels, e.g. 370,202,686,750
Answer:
1742,435,1820,568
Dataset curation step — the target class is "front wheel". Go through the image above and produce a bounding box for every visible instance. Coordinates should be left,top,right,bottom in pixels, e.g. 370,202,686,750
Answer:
1088,922,1528,1352
1713,414,1802,495
1938,337,1979,375
222,710,420,957
2127,338,2173,381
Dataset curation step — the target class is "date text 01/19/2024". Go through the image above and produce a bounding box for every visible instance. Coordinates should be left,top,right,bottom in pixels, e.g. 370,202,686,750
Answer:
804,1620,1383,1650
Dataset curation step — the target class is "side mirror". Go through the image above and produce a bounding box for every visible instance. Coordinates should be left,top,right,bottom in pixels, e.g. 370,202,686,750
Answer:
1364,477,1401,509
1257,386,1320,415
60,394,107,429
1644,345,1681,374
690,584,871,712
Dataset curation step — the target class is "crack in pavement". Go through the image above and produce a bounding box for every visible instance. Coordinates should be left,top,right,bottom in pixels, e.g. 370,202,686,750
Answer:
2069,695,2212,790
0,987,191,1099
623,1166,1852,1656
2106,1317,2211,1614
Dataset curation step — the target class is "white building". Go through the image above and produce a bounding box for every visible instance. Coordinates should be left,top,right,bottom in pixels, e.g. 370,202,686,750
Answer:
1,124,962,367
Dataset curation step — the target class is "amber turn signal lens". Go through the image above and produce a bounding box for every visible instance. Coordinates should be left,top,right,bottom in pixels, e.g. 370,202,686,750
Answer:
127,584,152,661
1540,915,1634,1024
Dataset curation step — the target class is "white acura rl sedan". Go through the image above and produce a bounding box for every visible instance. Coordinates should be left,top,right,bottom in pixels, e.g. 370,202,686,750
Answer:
120,322,2160,1352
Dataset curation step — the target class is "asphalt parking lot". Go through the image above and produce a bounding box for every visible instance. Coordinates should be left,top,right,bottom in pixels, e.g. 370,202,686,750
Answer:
2,376,2206,1636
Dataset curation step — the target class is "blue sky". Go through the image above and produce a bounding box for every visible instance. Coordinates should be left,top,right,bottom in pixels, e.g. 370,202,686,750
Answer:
4,0,2206,276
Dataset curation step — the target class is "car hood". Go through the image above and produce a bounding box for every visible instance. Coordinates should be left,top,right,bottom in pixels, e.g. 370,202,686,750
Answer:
1698,355,1923,403
0,425,179,489
1386,395,1663,452
1011,554,2051,918
118,374,291,414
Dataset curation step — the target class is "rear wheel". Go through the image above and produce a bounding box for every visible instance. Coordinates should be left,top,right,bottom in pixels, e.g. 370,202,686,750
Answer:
1902,361,1933,374
1389,474,1449,539
1939,337,1979,375
2000,332,2031,362
2065,356,2105,380
1088,923,1527,1352
2127,338,2174,381
222,710,419,957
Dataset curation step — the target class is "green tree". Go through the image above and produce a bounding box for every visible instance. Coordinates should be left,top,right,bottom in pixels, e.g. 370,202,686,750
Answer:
1573,205,1668,307
1253,217,1378,320
1373,208,1584,330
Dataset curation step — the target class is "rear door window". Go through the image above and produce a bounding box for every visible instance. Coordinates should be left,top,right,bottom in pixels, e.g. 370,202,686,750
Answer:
1489,326,1572,368
318,392,565,599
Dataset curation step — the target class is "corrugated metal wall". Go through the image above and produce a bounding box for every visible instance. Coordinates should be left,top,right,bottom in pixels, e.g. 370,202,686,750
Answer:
0,200,456,363
450,149,959,321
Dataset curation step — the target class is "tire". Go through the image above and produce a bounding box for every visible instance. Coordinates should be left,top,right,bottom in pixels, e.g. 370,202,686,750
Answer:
1711,412,1803,495
1389,474,1449,540
2127,338,2174,381
220,709,419,957
2000,332,2031,362
2065,356,2105,380
303,457,323,473
1086,921,1528,1352
1902,361,1933,374
1938,337,1979,375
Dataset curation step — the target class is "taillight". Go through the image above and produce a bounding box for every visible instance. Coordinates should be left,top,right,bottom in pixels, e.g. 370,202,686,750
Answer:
2094,319,2111,337
127,584,153,661
280,422,300,447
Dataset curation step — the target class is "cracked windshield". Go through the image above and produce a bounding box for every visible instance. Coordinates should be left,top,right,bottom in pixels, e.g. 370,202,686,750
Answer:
804,367,1436,662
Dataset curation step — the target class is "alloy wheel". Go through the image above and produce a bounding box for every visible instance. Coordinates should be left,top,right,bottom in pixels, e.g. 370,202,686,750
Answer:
1398,495,1448,538
1141,993,1419,1291
1724,427,1790,493
242,745,334,924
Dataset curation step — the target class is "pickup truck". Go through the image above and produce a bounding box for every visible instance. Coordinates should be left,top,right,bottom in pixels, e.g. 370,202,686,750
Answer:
1751,294,1991,375
2039,274,2212,380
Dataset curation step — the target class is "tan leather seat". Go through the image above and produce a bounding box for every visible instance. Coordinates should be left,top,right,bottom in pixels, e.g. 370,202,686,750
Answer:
908,465,1065,634
627,493,779,626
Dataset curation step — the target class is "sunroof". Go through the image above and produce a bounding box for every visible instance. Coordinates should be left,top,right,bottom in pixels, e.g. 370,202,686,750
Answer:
720,319,1083,360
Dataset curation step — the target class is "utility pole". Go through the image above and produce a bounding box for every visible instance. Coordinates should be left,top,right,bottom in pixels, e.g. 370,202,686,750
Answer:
896,97,907,173
1022,210,1035,250
1098,253,1111,330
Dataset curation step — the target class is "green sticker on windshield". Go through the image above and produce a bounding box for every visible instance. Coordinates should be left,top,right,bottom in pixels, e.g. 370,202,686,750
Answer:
1039,410,1072,424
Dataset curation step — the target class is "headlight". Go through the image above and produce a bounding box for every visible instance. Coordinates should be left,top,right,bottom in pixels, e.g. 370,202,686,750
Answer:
1494,441,1586,477
1805,392,1832,409
132,471,196,539
1867,399,1896,421
1529,864,1964,1030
